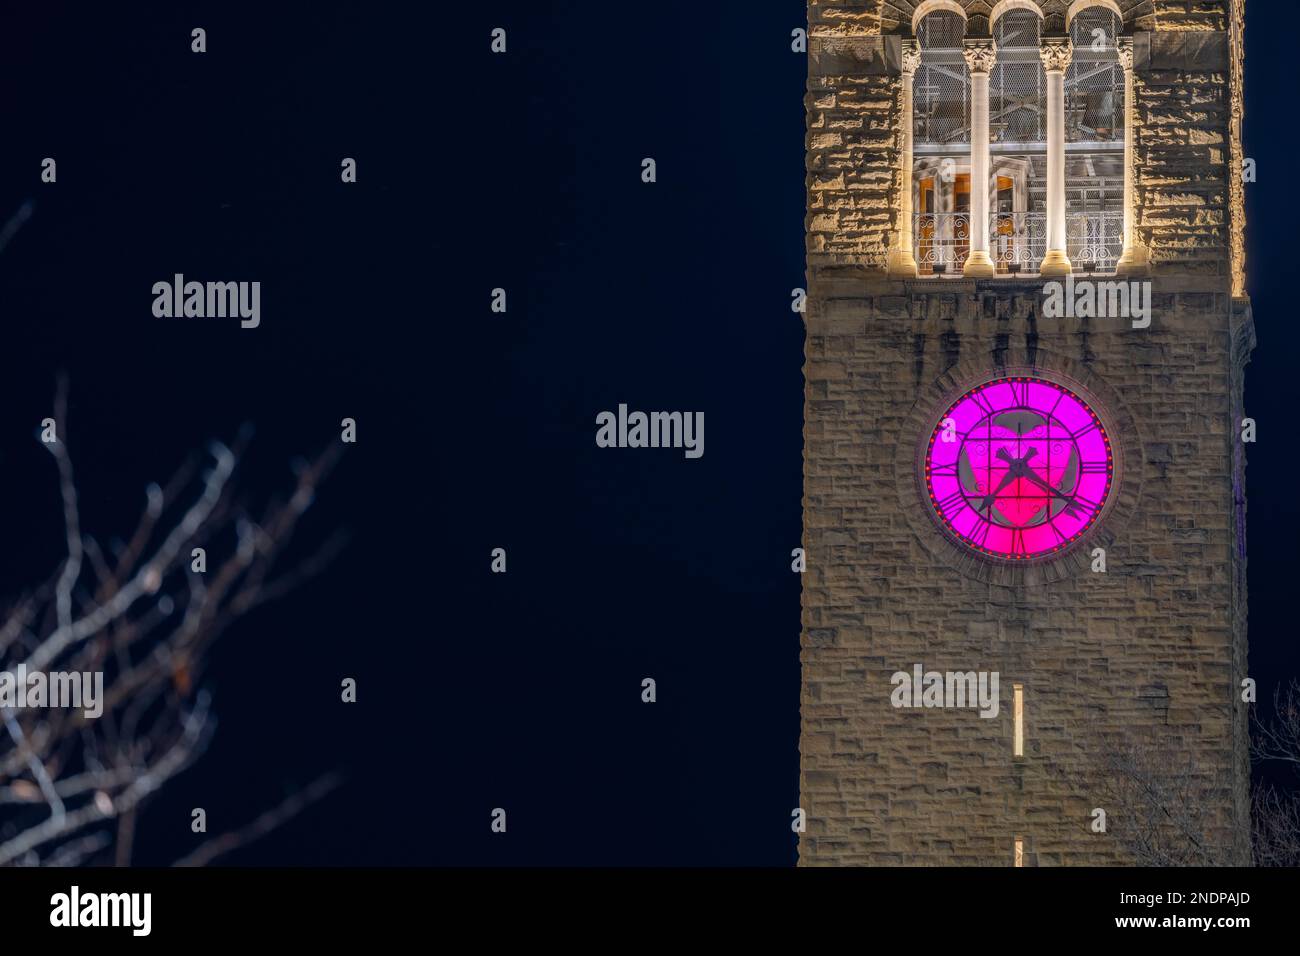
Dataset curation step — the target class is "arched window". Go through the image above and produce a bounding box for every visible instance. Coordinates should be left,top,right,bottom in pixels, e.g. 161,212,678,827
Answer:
1066,4,1123,143
991,8,1045,144
1064,2,1125,266
985,6,1047,274
911,6,970,275
914,9,969,146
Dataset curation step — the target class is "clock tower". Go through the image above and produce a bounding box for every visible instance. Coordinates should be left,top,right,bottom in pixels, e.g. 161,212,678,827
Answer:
800,0,1251,865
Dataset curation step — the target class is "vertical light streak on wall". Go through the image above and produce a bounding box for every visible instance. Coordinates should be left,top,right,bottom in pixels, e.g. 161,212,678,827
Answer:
1013,683,1024,757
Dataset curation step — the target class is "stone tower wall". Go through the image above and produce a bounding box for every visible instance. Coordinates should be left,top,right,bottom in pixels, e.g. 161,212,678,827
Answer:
799,0,1251,865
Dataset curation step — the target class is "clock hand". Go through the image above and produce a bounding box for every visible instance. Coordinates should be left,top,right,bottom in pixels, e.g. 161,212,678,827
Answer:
1018,467,1063,497
996,446,1037,465
1019,466,1079,516
979,447,1039,512
976,468,1018,512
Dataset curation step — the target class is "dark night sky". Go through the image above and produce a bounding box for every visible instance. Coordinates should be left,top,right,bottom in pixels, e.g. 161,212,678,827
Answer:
0,2,1289,865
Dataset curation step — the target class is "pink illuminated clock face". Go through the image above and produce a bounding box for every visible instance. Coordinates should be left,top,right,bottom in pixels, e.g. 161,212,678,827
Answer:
924,377,1114,560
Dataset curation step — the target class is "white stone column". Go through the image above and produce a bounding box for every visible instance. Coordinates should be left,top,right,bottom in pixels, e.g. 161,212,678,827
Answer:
962,38,997,278
888,40,922,277
1039,37,1073,277
1115,36,1150,275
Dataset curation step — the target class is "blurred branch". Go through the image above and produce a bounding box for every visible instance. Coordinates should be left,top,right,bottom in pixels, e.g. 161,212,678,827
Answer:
1251,678,1300,866
0,200,33,256
0,379,345,866
173,772,343,867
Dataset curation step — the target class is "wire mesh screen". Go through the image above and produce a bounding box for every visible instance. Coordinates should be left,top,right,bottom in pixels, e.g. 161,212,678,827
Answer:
1066,8,1122,141
1066,151,1124,211
991,10,1044,144
915,12,969,146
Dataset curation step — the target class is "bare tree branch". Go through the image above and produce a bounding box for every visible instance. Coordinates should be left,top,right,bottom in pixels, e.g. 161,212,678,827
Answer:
1084,733,1228,866
47,374,81,637
0,378,345,866
173,773,343,867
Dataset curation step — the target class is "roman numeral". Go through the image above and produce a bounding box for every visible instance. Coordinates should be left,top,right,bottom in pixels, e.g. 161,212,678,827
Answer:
1071,421,1100,440
1047,390,1066,420
1079,461,1110,474
1066,492,1103,513
936,490,968,514
969,389,996,417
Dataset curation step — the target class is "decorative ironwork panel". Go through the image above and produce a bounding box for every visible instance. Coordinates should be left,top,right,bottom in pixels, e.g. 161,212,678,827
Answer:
989,212,1047,272
914,212,972,274
912,212,1123,276
1067,211,1124,271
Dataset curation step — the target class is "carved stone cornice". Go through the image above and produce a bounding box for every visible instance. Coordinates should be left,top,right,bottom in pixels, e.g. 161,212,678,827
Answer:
1039,37,1073,74
962,39,997,76
901,39,921,77
1116,36,1134,72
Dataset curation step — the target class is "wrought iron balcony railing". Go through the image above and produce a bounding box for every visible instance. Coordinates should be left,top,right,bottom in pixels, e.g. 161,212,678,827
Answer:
991,211,1047,273
915,212,970,275
1067,211,1124,273
914,211,1124,276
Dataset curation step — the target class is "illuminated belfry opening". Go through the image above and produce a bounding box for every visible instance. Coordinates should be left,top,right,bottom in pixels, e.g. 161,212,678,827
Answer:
908,2,1125,275
1014,838,1025,868
1013,683,1024,757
